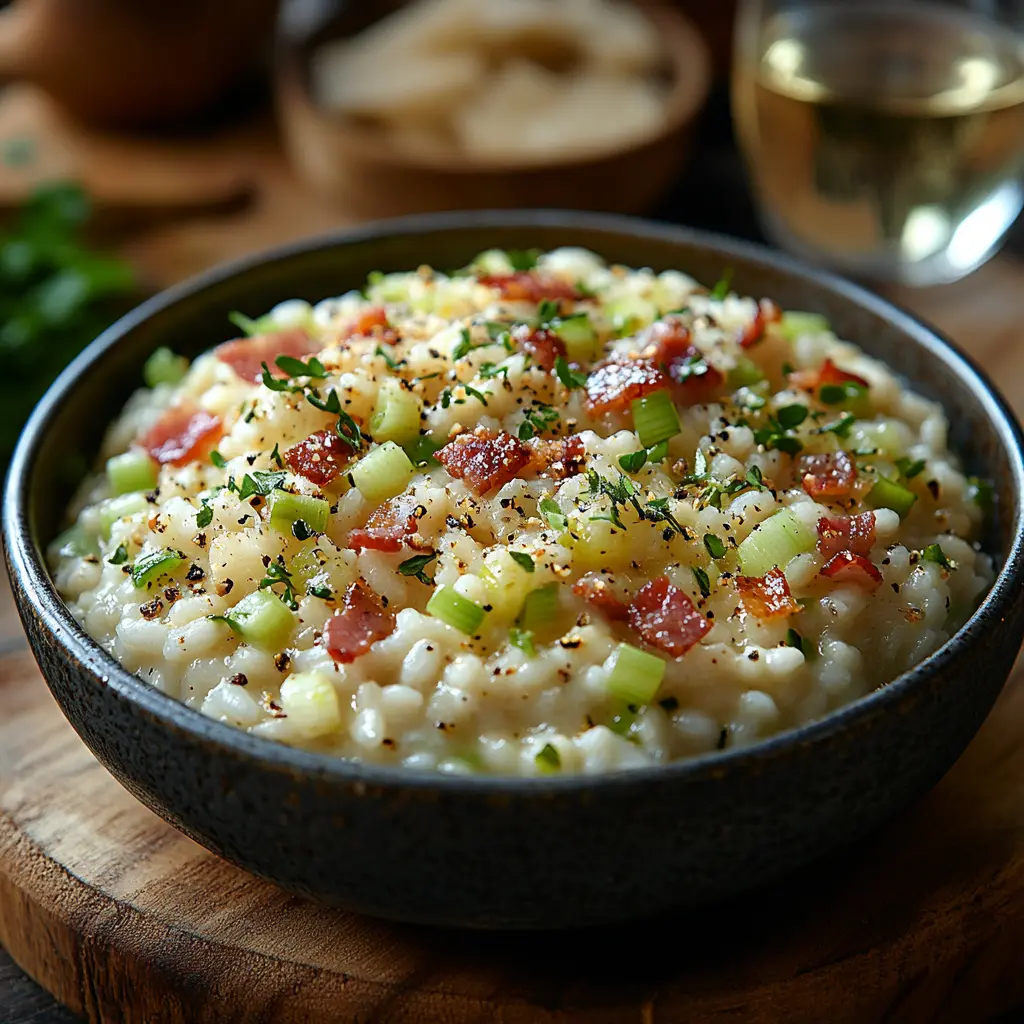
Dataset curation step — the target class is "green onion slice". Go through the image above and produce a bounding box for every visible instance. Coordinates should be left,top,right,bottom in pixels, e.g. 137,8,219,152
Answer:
426,585,487,635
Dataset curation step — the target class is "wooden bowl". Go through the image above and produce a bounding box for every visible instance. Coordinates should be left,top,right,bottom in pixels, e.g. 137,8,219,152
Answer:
275,3,711,217
5,212,1024,929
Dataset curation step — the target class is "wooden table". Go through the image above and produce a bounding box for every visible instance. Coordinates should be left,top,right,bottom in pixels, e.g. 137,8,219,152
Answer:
2,82,1024,1023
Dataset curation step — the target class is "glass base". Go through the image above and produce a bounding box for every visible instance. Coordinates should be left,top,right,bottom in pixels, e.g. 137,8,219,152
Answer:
757,182,1024,288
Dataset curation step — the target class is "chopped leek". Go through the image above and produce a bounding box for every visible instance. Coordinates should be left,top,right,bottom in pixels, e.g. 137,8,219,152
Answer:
865,476,917,519
223,589,296,651
552,313,601,361
778,311,830,342
535,743,561,773
349,441,414,503
98,492,149,537
268,490,329,537
53,524,100,559
130,549,183,588
509,627,536,657
607,643,666,706
279,671,342,736
518,583,558,631
726,356,765,390
631,389,681,448
369,378,422,445
106,450,157,495
427,585,487,634
737,508,816,576
143,346,189,388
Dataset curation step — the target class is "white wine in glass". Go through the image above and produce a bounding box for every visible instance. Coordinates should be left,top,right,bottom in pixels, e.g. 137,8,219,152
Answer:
733,0,1024,285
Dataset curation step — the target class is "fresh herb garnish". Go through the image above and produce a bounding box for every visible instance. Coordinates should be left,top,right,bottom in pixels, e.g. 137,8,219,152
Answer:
462,384,490,406
921,543,956,570
275,354,326,379
291,520,314,541
479,362,511,380
195,500,214,528
967,476,994,512
398,552,437,585
210,450,227,469
618,449,648,473
753,408,805,454
509,551,535,573
709,268,733,301
819,381,867,405
228,310,272,336
785,628,804,653
536,298,560,325
775,404,808,430
693,565,711,598
107,543,128,565
703,533,727,559
518,403,559,440
308,584,333,600
235,469,287,501
554,356,587,390
539,497,567,532
258,560,298,610
451,327,474,361
816,411,857,438
375,345,401,370
895,457,925,479
507,248,542,271
745,465,764,488
270,443,284,469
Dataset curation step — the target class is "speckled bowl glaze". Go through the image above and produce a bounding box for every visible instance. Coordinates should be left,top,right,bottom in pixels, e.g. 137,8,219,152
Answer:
5,212,1024,930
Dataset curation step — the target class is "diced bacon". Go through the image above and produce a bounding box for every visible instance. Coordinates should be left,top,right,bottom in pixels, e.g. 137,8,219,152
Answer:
789,358,871,392
819,552,883,589
639,319,725,405
341,305,398,344
735,568,800,619
586,358,668,415
215,328,321,384
140,402,222,467
798,450,857,499
347,494,423,552
285,430,352,487
436,429,532,496
572,572,629,622
324,581,396,663
628,576,712,656
526,435,587,480
512,324,566,371
816,511,876,560
479,271,580,303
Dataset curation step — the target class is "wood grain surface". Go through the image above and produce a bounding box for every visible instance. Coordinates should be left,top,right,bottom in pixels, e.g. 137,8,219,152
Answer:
0,254,1022,1023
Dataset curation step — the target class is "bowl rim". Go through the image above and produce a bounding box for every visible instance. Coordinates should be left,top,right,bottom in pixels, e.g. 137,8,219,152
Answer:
274,0,712,174
5,208,1024,794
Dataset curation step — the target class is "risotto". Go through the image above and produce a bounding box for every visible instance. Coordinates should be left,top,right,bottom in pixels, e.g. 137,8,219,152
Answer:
50,248,994,775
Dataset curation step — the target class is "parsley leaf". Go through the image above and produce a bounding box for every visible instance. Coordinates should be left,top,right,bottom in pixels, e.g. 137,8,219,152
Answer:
270,443,284,469
509,551,535,573
210,450,227,469
618,449,648,473
195,500,214,528
398,552,437,585
479,362,510,380
507,248,542,271
307,584,333,600
451,327,474,361
509,627,536,656
816,411,856,438
539,497,567,531
258,560,298,610
518,403,559,440
536,299,560,325
693,565,711,599
375,345,401,370
107,543,128,565
554,356,587,390
921,543,956,570
819,381,867,405
275,354,326,379
775,404,808,430
709,268,733,301
703,533,727,559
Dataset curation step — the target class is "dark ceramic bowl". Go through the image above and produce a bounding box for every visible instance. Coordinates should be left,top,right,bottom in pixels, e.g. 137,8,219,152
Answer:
5,212,1024,929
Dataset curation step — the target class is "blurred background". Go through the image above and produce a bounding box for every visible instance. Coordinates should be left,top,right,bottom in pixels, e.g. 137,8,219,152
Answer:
0,0,1021,468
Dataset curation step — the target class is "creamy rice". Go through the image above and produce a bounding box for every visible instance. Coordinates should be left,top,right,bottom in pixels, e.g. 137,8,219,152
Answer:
51,248,993,775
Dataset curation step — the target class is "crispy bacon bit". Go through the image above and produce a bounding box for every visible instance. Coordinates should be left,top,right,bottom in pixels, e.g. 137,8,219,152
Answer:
324,581,396,663
347,494,423,552
639,319,725,405
628,577,712,656
436,429,531,495
512,324,566,371
479,271,580,303
285,430,352,486
819,552,883,589
572,573,629,622
526,435,587,480
215,328,320,384
586,358,668,415
798,450,857,499
816,511,876,560
341,305,398,344
141,402,222,466
735,568,800,619
790,358,871,392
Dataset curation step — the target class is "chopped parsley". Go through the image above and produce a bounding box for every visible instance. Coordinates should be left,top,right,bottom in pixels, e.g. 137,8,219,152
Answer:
509,551,535,573
274,354,326,379
479,362,511,380
554,356,587,390
398,552,437,585
693,565,711,598
258,560,298,610
815,411,856,439
921,543,956,570
210,450,227,469
539,497,567,531
375,345,401,371
507,248,542,271
754,408,805,454
895,457,926,479
518,403,559,440
195,500,214,528
775,404,808,430
703,533,727,559
307,584,333,600
270,443,284,469
509,627,536,656
819,381,867,405
107,544,128,565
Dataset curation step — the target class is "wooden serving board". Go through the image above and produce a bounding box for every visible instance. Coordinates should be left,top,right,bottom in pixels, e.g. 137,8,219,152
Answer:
3,637,1024,1024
